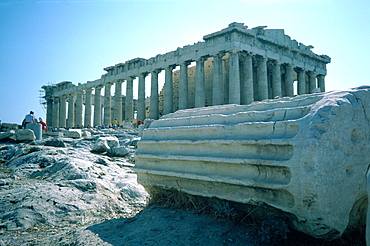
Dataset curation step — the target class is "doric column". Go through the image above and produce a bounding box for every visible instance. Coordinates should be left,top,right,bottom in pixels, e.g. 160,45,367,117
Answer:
75,90,83,128
84,88,93,127
308,72,317,93
103,83,112,126
45,98,53,127
212,52,224,105
67,93,76,128
284,64,294,97
229,49,241,104
93,85,103,126
137,73,147,121
179,61,190,110
195,57,206,108
271,61,282,98
297,69,306,95
114,80,123,124
125,77,135,122
52,97,60,128
164,66,175,114
317,75,325,92
150,69,160,119
59,95,67,128
257,56,268,101
240,52,254,105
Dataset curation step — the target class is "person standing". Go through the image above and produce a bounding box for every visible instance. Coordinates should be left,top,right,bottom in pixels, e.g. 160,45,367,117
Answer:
38,117,47,132
22,111,37,128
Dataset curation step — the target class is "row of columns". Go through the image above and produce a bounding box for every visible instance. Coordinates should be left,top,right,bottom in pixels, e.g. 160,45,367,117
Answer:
47,49,326,128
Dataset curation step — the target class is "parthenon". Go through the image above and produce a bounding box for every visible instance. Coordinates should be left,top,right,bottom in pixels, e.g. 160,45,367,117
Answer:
42,22,331,128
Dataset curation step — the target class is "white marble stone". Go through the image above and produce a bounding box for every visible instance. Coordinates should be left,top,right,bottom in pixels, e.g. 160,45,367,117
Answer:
135,86,370,240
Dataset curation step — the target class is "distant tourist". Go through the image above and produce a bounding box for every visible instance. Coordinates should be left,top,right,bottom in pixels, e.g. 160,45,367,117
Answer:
22,111,37,128
137,119,143,127
111,119,118,129
38,117,48,132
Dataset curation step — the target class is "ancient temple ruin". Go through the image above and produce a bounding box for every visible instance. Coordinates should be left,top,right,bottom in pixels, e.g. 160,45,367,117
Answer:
42,22,330,128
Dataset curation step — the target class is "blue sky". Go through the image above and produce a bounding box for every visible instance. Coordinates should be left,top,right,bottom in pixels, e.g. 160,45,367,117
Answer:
0,0,369,124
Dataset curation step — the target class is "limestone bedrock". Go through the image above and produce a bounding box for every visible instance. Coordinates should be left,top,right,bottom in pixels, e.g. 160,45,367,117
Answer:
135,86,370,240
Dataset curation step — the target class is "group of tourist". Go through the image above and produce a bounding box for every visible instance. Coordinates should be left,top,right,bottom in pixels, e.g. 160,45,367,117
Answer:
22,111,47,132
22,111,145,133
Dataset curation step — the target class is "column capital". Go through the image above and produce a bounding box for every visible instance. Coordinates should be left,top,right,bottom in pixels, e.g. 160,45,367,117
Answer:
76,90,84,95
308,71,317,76
95,85,104,90
257,56,268,63
139,72,149,78
195,57,207,63
285,63,294,69
165,65,176,71
151,69,161,75
126,76,135,81
179,61,191,66
229,48,240,54
212,51,226,58
86,87,94,92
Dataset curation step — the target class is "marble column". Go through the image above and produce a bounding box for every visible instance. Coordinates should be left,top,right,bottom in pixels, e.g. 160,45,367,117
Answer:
84,88,93,127
137,73,147,121
285,65,294,97
125,77,134,122
240,52,254,105
195,57,206,108
150,69,160,119
271,61,282,98
59,95,67,128
52,97,60,128
257,56,268,101
75,91,83,128
103,83,112,126
317,75,325,92
93,85,103,126
308,72,317,93
46,98,53,127
212,52,224,105
229,49,241,104
179,61,190,110
114,80,123,124
67,93,75,128
164,66,175,114
297,69,306,95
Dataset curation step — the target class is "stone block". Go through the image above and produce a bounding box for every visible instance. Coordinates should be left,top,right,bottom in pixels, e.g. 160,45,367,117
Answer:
12,129,35,141
91,136,120,153
110,146,129,157
65,129,82,139
0,130,15,140
135,86,370,240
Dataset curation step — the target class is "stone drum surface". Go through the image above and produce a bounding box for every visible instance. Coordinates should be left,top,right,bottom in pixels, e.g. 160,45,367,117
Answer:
135,86,370,240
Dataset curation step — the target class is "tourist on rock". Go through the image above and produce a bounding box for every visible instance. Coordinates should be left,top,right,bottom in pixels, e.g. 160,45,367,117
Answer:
22,111,37,128
38,117,48,132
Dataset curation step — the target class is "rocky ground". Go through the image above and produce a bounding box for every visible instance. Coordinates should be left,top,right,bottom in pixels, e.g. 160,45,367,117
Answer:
0,134,366,246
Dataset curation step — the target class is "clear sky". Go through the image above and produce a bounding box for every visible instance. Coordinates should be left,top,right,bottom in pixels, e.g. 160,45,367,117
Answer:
0,0,369,124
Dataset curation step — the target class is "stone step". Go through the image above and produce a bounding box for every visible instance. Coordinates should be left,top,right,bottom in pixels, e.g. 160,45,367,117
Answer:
137,140,293,161
143,121,299,141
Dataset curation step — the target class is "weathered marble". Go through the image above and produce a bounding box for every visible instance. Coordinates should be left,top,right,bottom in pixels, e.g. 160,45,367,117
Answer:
135,86,370,240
